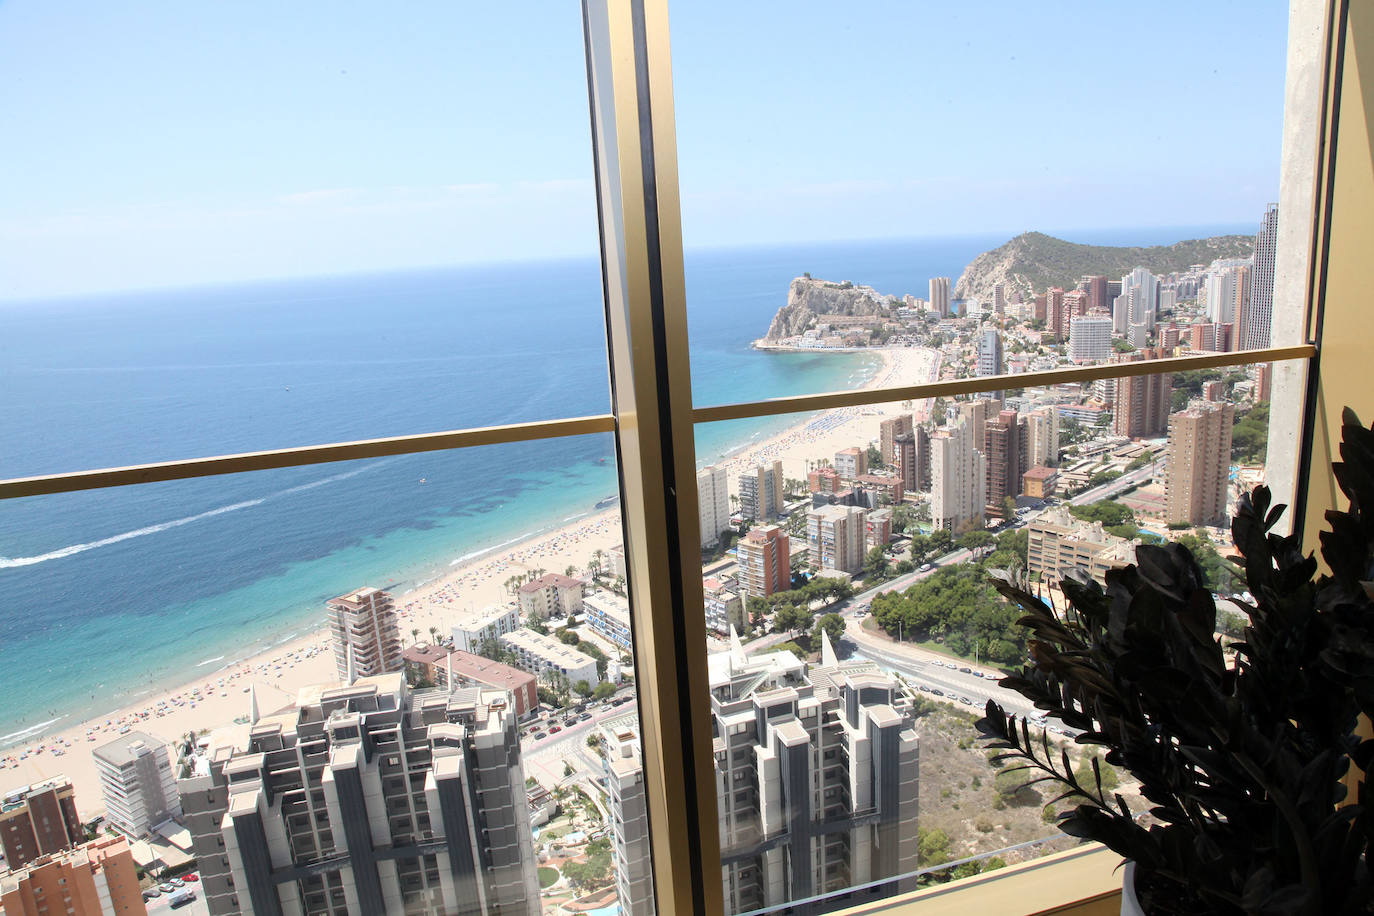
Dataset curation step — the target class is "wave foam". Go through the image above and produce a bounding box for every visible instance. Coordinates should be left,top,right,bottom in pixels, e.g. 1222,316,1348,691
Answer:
0,717,64,747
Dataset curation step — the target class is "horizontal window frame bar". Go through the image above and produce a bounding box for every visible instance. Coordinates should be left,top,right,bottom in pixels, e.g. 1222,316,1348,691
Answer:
0,414,616,500
0,342,1314,502
690,343,1315,424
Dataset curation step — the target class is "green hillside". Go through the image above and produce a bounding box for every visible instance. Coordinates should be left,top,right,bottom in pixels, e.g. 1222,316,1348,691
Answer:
954,231,1255,301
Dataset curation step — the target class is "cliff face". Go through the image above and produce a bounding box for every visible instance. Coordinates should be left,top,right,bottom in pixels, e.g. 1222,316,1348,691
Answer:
764,277,892,340
953,231,1255,304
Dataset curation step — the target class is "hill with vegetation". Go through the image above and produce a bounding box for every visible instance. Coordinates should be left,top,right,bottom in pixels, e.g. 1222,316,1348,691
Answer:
953,231,1254,303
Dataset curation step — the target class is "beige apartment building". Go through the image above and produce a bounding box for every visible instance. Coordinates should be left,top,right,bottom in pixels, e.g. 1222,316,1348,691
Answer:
1027,506,1135,586
0,835,146,916
516,572,585,620
735,525,791,599
806,504,867,575
326,586,402,681
1166,402,1236,527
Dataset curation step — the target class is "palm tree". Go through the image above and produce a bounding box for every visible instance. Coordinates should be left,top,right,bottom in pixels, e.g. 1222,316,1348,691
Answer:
411,628,420,645
564,564,578,578
428,626,439,645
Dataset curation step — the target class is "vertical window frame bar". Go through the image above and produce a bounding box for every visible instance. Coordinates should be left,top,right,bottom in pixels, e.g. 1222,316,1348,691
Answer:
583,0,724,914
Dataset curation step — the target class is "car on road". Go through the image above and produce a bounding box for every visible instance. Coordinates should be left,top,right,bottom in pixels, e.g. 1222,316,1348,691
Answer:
930,689,944,697
184,874,199,882
579,713,592,722
159,883,176,893
143,890,161,901
171,878,185,887
919,564,932,572
600,703,613,712
612,697,631,706
958,667,971,674
549,726,562,734
917,685,930,692
959,697,973,705
534,731,547,740
564,718,578,727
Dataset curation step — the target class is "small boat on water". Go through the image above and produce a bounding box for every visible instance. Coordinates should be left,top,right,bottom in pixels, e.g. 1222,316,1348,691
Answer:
595,494,620,509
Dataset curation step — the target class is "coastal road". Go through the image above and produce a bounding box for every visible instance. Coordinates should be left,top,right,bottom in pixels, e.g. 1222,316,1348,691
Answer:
1068,460,1159,507
519,691,638,785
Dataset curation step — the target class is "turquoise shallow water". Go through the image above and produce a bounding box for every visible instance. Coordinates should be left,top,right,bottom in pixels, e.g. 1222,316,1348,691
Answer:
0,228,1248,742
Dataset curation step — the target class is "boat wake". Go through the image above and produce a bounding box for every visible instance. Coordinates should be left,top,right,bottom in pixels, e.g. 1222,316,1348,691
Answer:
0,461,391,569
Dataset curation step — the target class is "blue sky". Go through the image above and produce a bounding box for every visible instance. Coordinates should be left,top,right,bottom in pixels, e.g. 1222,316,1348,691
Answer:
0,2,1289,299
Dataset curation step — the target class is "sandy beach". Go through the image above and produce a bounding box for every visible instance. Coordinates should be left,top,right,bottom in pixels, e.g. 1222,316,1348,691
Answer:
0,345,938,818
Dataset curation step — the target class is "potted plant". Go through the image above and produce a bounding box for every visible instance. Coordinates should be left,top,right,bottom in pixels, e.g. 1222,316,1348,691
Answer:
976,408,1374,914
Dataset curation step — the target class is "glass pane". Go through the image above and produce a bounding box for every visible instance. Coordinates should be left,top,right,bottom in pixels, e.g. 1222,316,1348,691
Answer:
0,5,605,476
0,437,648,912
674,2,1291,433
689,355,1285,912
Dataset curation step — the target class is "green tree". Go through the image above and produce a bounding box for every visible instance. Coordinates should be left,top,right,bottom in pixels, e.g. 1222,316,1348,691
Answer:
994,767,1036,806
866,443,884,470
1074,754,1120,792
1176,532,1245,594
863,545,891,578
1232,402,1270,464
958,530,994,556
918,827,952,866
593,681,617,701
772,604,811,636
573,679,592,698
557,627,580,646
816,613,846,646
1069,500,1134,527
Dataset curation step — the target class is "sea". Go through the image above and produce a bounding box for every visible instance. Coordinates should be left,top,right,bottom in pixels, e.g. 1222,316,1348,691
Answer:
0,227,1251,744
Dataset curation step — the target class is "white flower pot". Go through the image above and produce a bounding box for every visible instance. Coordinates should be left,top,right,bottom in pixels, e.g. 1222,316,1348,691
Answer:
1121,860,1144,916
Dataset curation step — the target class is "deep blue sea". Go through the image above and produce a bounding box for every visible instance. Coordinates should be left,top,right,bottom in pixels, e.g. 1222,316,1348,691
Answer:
0,228,1250,743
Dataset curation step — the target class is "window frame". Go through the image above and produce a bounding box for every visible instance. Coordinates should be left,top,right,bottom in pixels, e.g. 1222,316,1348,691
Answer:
0,0,1336,913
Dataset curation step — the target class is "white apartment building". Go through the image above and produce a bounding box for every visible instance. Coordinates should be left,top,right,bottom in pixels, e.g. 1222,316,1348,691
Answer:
697,465,731,548
499,628,599,686
929,418,986,533
516,572,585,620
450,604,520,653
583,590,632,652
1068,315,1113,362
92,731,181,839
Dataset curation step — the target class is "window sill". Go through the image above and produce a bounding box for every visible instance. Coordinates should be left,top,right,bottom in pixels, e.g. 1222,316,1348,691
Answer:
833,845,1123,916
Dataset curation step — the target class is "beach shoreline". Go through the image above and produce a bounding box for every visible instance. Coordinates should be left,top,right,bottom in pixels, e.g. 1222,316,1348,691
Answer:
0,345,938,817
